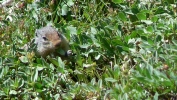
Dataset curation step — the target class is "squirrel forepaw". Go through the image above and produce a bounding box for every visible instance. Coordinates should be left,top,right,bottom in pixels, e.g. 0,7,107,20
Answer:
66,50,73,57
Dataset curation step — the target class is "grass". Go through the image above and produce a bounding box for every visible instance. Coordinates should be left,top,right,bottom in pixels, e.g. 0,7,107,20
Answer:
1,0,177,99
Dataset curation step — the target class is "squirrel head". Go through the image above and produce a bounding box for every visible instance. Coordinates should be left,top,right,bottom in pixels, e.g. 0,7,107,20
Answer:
34,26,71,58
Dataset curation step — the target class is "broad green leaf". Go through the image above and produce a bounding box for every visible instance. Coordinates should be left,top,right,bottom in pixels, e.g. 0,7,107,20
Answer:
105,77,117,83
130,31,138,38
58,57,64,68
153,92,159,100
34,82,43,89
98,79,102,89
0,67,4,78
151,16,158,22
33,68,38,81
32,10,38,22
165,0,174,4
79,44,90,49
26,0,34,3
155,35,162,42
67,0,74,6
95,54,101,60
83,63,96,68
0,91,6,96
112,0,123,4
0,57,2,66
113,64,120,79
128,38,135,44
146,26,153,33
155,7,167,14
100,37,114,53
48,58,59,67
83,10,91,22
19,56,28,63
137,13,146,20
162,80,172,87
146,65,153,79
67,26,77,35
142,20,153,25
36,89,42,93
36,66,44,71
91,27,97,34
18,79,25,88
54,94,60,100
61,5,68,15
91,78,96,85
9,90,17,95
118,12,127,21
49,63,55,71
117,45,129,52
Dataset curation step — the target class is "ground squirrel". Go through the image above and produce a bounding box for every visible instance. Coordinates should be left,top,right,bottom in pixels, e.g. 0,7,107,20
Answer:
25,26,72,58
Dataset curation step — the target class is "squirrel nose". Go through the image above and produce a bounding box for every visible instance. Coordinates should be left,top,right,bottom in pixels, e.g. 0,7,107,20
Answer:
53,40,61,47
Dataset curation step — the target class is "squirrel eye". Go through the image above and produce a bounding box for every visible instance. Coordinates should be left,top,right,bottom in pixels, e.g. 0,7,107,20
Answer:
43,37,48,41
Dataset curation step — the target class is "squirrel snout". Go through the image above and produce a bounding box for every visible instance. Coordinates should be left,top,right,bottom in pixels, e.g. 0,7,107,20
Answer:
52,40,61,47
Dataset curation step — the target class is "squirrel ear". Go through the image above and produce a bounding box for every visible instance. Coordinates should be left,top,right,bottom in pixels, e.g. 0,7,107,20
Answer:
35,30,39,37
58,32,61,37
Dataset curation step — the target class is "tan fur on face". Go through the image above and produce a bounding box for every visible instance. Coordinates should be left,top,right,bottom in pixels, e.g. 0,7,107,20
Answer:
45,32,61,47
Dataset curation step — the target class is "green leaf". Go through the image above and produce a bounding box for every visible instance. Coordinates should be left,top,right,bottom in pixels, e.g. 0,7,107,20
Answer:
48,58,59,67
79,44,90,49
0,91,6,96
117,45,129,52
83,63,96,68
0,67,4,78
142,20,153,25
61,5,68,15
155,35,162,42
137,13,146,20
67,0,74,6
91,27,97,34
99,36,114,54
54,94,60,100
34,82,43,89
105,77,117,82
153,92,159,100
167,0,175,4
57,57,65,73
112,0,123,4
151,16,158,22
155,7,167,14
36,89,42,93
113,64,120,79
32,10,38,22
162,80,172,87
118,12,127,21
146,26,154,33
9,90,17,95
19,56,28,63
95,54,101,60
98,79,102,89
33,68,38,82
130,31,138,38
67,26,77,35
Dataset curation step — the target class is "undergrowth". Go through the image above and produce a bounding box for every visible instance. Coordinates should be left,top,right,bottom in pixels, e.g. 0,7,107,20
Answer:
0,0,177,99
